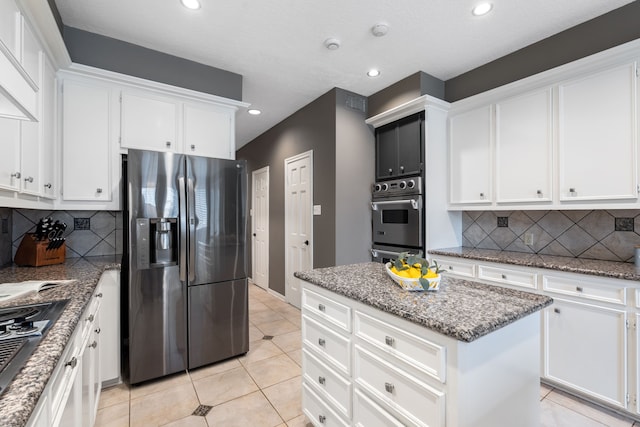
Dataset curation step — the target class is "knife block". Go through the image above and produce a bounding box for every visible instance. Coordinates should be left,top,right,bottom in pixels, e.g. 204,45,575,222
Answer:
14,233,66,267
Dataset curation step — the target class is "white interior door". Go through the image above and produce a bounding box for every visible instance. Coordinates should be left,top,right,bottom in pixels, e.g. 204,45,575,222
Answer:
252,166,269,290
285,151,313,308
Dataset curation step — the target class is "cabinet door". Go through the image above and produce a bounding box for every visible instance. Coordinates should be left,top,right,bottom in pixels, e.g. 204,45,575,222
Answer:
544,298,627,408
40,57,56,198
0,117,22,191
82,311,101,427
183,102,233,159
449,105,492,204
558,63,637,201
396,113,422,177
98,270,120,385
121,91,178,152
375,123,398,180
19,51,42,196
0,1,20,60
62,79,112,201
20,17,40,88
496,89,552,203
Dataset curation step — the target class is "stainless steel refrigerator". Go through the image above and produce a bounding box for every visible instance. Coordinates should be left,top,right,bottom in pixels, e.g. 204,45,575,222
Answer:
122,149,248,385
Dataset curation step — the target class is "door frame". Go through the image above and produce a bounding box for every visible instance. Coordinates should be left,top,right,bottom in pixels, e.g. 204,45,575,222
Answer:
284,150,313,307
251,165,269,290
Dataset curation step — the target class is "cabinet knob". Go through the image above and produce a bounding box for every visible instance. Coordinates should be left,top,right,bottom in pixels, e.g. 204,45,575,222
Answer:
501,274,507,279
569,188,576,196
448,265,453,270
95,327,101,334
385,336,395,346
318,415,326,424
318,303,326,312
44,183,52,189
166,141,172,148
65,357,78,369
318,376,326,385
24,176,33,183
384,382,395,393
96,188,103,194
89,340,97,349
388,168,393,174
96,292,103,298
11,172,21,179
191,144,196,151
87,314,95,322
537,190,542,196
554,308,561,314
318,338,326,347
576,286,583,292
479,192,484,198
399,165,404,172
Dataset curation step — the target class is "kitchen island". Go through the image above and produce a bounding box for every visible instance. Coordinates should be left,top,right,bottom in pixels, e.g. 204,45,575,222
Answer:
295,262,552,427
0,256,120,427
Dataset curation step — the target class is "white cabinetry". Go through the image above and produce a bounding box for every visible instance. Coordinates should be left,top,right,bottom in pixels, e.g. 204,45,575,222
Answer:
0,118,21,191
302,281,541,427
98,269,121,386
449,105,492,205
120,90,179,152
495,88,553,203
60,77,117,205
19,50,42,196
183,101,233,159
558,62,637,202
27,276,106,427
40,56,56,198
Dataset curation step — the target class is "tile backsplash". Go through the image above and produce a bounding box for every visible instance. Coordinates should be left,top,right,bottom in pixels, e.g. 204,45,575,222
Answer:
0,208,11,267
462,210,640,262
11,209,123,259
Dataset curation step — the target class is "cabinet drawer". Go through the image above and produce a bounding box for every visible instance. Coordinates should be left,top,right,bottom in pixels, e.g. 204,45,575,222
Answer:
478,265,537,289
303,349,352,418
303,383,349,427
354,345,445,427
354,311,446,384
302,315,351,376
302,288,351,333
432,258,475,278
353,388,404,427
543,275,626,305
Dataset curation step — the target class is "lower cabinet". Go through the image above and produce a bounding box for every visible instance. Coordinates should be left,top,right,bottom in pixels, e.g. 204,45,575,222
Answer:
27,272,112,427
301,281,541,427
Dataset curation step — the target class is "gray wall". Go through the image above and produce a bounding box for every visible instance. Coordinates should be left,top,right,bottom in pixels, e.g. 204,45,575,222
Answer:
237,90,337,296
335,90,374,265
63,26,243,101
368,71,445,118
445,1,640,102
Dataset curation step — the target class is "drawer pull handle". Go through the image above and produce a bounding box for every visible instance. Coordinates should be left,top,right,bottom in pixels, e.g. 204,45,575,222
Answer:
318,338,326,347
318,376,326,385
96,292,103,298
65,357,78,369
448,265,453,270
89,340,97,349
554,308,561,314
318,303,326,312
576,286,583,292
385,336,395,346
95,327,101,334
318,415,326,424
87,314,95,322
384,382,395,393
501,274,507,279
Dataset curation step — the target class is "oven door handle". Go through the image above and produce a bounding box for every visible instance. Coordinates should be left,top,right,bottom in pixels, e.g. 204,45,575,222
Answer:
371,199,421,210
372,248,423,258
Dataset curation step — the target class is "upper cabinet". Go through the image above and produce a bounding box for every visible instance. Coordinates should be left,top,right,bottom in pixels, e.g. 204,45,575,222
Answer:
558,63,637,202
448,56,639,210
449,105,492,205
120,90,179,153
495,88,553,203
0,118,21,192
40,57,57,199
375,111,423,180
120,88,238,159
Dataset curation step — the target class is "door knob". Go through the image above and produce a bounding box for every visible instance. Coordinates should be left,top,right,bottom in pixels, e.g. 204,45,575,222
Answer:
304,240,309,245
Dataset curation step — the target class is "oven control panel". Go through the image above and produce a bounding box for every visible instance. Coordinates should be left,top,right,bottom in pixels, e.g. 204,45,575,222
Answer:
372,177,422,197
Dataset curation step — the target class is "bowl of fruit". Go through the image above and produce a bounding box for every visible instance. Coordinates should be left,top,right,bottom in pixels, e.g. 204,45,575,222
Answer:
385,253,443,291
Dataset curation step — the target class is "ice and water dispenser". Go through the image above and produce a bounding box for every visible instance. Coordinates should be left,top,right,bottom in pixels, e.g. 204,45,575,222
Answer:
135,218,178,269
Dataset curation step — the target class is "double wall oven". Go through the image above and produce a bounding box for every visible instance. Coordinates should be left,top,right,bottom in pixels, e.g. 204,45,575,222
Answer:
371,177,423,263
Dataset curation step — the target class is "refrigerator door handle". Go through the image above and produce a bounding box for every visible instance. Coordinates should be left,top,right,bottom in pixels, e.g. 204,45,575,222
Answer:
178,176,187,282
187,177,196,281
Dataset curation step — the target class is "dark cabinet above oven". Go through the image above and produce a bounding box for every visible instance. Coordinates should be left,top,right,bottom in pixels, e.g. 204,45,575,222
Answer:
375,111,424,181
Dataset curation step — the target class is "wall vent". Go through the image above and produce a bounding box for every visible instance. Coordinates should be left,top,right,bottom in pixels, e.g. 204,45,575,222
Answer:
345,95,366,112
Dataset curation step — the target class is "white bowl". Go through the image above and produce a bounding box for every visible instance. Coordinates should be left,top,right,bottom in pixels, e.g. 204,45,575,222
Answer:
384,262,441,291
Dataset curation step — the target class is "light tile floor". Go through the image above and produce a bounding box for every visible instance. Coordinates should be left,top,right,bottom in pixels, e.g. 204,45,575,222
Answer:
95,283,640,427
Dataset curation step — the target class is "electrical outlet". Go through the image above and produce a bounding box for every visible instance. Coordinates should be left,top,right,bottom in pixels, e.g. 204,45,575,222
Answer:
524,232,534,246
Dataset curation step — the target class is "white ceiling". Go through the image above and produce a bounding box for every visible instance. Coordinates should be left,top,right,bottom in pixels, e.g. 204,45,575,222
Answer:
54,0,634,149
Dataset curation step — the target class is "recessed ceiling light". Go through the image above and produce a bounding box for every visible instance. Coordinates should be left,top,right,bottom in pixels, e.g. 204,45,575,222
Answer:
324,38,341,50
367,69,380,78
181,0,201,10
248,109,261,115
472,2,493,16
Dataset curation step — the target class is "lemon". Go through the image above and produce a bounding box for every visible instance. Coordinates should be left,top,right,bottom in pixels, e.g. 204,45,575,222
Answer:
424,268,438,279
396,269,411,278
408,267,422,278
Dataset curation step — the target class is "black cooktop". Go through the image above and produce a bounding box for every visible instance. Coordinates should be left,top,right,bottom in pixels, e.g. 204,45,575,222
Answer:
0,300,68,396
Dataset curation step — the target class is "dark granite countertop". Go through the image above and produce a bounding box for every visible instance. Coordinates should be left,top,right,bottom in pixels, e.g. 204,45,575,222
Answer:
295,262,552,343
428,247,640,282
0,256,121,427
